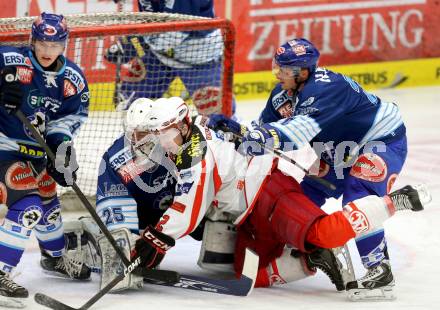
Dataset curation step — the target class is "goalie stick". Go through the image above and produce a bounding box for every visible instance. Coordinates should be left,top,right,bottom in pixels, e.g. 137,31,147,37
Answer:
35,249,259,310
216,125,336,190
14,110,178,301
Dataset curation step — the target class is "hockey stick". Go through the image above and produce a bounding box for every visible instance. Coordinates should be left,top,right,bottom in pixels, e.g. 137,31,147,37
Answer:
35,249,259,310
216,125,336,190
15,110,178,302
15,111,177,278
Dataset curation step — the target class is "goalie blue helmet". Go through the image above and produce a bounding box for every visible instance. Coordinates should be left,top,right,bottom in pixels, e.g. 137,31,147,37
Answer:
273,38,320,75
31,12,69,42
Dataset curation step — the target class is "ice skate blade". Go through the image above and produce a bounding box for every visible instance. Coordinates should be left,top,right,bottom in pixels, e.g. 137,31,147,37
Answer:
0,295,27,308
347,285,396,301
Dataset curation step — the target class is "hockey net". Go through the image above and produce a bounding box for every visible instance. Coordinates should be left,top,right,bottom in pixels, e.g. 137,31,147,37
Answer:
0,12,235,210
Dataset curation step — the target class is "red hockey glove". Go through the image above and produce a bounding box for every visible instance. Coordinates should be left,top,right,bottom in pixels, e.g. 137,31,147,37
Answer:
132,226,175,269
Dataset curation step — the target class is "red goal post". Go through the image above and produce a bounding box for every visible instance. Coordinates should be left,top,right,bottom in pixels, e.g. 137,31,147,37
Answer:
0,12,235,207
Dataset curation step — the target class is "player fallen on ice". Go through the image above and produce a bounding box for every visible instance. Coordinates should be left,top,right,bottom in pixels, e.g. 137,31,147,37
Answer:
0,12,91,308
118,97,430,296
208,38,431,300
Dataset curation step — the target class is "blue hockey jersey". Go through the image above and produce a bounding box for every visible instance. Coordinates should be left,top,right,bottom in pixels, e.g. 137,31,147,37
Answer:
0,46,89,161
138,0,215,18
96,135,176,233
260,67,405,165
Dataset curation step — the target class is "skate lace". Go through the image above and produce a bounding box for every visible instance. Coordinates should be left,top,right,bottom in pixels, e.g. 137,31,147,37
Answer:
56,255,83,279
360,265,382,282
0,273,24,291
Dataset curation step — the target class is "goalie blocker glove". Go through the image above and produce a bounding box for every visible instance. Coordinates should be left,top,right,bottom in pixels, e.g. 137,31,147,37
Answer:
0,66,23,114
132,226,175,270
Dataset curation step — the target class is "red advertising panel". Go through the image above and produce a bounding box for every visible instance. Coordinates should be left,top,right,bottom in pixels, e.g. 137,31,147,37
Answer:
215,0,440,72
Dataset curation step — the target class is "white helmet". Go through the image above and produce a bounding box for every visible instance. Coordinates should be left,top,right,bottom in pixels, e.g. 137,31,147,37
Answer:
148,97,190,131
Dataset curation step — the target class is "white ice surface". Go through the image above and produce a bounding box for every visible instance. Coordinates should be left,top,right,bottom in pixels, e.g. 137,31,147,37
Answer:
12,86,440,309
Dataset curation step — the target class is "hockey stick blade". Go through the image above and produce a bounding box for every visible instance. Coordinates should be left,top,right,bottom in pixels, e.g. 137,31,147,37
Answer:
35,267,180,310
144,248,259,296
35,293,77,310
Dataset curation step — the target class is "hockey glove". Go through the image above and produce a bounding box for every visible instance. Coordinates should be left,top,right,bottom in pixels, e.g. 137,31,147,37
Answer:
132,226,175,270
46,141,79,187
0,66,23,114
207,114,247,136
240,125,282,156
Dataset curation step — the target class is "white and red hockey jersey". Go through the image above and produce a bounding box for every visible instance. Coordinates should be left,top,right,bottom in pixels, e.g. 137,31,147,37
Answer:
156,116,276,239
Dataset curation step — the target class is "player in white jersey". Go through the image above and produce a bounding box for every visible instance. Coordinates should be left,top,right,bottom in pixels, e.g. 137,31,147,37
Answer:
122,97,428,294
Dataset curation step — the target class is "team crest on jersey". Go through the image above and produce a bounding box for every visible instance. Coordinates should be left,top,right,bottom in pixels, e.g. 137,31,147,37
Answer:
16,66,34,84
350,153,387,182
0,182,7,204
5,162,38,191
43,72,58,88
63,79,77,97
37,171,57,198
118,160,144,184
19,205,43,229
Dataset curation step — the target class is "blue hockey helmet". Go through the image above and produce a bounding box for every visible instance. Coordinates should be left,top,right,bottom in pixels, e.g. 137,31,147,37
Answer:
273,38,320,77
31,12,69,43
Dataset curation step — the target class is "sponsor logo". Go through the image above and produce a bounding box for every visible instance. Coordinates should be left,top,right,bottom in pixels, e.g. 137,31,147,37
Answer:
170,201,186,213
110,148,133,170
81,91,90,103
236,179,245,190
295,107,319,116
102,182,129,198
44,25,57,36
300,97,315,107
350,153,387,182
3,52,30,66
293,45,306,56
19,205,43,229
28,89,62,113
276,46,285,55
5,162,38,190
37,171,57,198
65,66,85,92
0,182,7,204
175,181,194,196
17,66,33,84
179,170,193,181
63,79,77,97
204,127,212,140
345,202,370,234
17,143,44,158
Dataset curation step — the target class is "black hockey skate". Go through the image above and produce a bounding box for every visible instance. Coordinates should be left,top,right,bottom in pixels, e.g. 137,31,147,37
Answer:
346,259,395,301
305,248,345,291
389,184,431,212
40,251,91,280
0,270,28,308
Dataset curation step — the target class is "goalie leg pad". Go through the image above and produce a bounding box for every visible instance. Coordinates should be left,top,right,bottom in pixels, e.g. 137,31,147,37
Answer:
98,228,143,292
197,220,236,273
63,217,101,273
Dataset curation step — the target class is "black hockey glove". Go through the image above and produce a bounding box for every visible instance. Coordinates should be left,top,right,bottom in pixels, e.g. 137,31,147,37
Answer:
132,226,175,269
0,66,23,114
46,141,79,187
